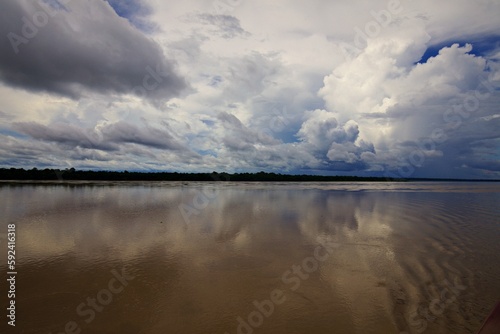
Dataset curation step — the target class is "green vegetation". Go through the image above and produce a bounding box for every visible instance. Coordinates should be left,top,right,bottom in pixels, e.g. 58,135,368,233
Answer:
0,168,402,182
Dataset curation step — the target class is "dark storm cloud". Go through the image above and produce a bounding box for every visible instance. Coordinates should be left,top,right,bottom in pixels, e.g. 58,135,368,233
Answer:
465,160,500,172
325,160,370,172
0,0,186,101
12,122,114,150
12,121,187,151
103,121,186,150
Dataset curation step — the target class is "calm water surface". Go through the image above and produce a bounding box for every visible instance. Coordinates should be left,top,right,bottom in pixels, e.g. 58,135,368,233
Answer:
0,182,499,334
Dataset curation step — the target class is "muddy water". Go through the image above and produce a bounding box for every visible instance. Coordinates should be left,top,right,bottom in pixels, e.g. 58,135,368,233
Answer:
0,182,499,334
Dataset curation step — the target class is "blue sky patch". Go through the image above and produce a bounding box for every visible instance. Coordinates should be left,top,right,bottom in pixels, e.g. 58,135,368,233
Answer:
418,34,500,64
106,0,155,32
42,0,69,11
201,120,215,127
0,129,29,139
106,0,149,18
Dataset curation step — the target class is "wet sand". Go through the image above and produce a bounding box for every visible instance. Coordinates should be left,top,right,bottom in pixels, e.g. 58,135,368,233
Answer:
0,182,499,333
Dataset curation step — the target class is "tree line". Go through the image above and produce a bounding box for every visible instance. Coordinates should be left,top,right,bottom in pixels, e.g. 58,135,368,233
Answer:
0,168,403,182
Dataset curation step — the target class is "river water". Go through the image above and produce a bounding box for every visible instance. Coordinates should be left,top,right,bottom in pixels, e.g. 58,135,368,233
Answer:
0,181,499,334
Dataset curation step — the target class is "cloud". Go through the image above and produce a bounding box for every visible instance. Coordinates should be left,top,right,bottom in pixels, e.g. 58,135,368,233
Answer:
217,111,280,151
12,120,188,152
196,14,250,39
298,110,358,150
102,121,189,151
0,0,499,178
12,121,113,150
296,109,376,171
223,52,282,101
319,15,499,177
0,0,186,102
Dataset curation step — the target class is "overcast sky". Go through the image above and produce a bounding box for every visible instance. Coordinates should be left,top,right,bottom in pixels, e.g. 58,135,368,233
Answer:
0,0,499,178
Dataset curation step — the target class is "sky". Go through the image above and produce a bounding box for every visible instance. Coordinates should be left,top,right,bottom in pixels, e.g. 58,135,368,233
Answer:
0,0,499,179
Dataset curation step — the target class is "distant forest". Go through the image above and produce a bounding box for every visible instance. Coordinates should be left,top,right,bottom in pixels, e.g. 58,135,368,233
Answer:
0,168,495,182
0,168,402,182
